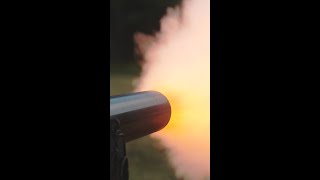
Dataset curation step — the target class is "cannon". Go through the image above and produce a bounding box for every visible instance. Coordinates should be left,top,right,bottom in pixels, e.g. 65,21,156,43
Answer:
110,91,171,180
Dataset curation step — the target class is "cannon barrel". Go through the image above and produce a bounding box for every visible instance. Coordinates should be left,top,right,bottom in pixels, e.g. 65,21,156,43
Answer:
110,91,171,142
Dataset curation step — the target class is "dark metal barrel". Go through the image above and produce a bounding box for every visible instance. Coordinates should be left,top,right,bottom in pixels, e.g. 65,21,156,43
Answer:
110,91,171,142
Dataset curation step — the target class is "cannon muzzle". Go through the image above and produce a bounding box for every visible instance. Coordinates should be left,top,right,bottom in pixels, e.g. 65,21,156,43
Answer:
110,91,171,142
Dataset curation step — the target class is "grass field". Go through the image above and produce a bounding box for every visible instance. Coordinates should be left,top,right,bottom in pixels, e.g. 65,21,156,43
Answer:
110,63,177,180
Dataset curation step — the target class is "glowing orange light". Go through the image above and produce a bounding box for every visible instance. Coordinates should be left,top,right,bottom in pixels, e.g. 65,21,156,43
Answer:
134,0,210,179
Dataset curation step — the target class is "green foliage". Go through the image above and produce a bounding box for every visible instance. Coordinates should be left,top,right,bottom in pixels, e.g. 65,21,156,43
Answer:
127,137,177,180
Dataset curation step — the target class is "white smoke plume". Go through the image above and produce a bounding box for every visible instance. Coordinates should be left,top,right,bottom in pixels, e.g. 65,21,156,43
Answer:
134,0,210,179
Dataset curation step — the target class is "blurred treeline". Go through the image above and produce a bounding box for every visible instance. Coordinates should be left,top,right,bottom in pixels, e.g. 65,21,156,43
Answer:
110,0,181,63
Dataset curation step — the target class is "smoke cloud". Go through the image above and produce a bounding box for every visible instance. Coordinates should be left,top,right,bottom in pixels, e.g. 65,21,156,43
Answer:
134,0,210,179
